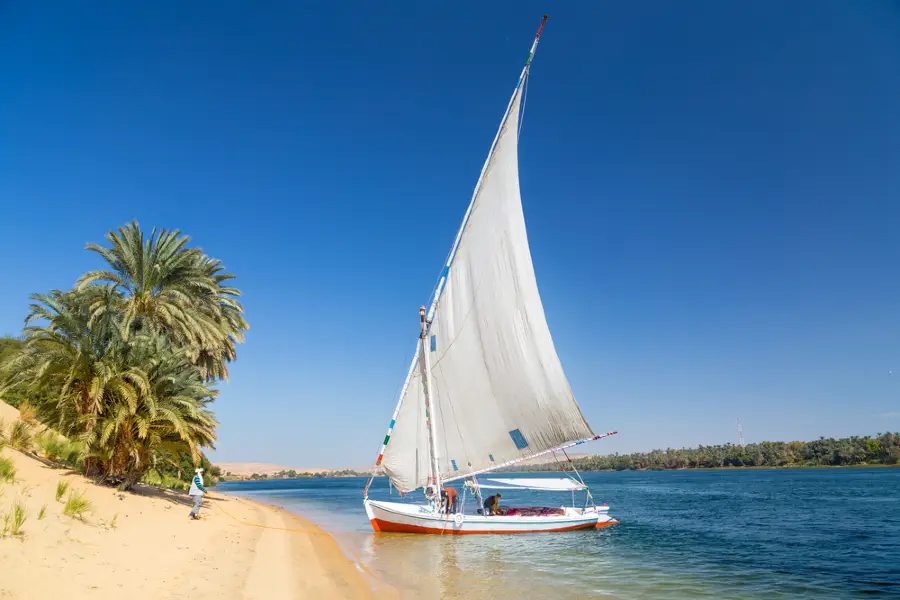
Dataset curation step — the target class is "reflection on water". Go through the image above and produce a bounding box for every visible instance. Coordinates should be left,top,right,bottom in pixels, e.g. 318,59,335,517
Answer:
220,469,900,599
359,529,624,599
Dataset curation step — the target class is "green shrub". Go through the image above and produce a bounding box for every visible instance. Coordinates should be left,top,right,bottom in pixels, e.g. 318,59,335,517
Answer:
55,480,70,502
142,470,189,491
34,432,66,461
142,469,162,487
0,456,15,482
8,421,32,451
60,440,85,469
38,504,47,520
63,489,92,519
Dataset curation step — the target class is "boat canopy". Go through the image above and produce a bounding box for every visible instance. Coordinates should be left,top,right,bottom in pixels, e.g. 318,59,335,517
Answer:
464,477,587,491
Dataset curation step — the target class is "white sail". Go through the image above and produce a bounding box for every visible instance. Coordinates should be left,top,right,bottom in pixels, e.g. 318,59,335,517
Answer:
380,80,594,493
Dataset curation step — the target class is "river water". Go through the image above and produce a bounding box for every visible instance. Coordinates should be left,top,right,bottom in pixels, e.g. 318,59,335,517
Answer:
219,468,899,598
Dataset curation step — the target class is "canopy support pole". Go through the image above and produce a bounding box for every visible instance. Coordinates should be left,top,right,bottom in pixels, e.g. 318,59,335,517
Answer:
563,449,594,508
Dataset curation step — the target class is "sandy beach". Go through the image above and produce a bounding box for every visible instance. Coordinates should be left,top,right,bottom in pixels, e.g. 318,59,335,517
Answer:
0,402,396,600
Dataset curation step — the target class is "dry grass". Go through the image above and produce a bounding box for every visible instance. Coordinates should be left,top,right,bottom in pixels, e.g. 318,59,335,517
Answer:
17,402,36,426
55,480,70,502
37,504,47,520
0,456,15,483
8,420,32,451
9,501,26,536
63,489,92,519
1,501,27,537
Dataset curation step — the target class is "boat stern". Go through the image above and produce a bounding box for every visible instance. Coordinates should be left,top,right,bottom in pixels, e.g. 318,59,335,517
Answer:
593,504,619,528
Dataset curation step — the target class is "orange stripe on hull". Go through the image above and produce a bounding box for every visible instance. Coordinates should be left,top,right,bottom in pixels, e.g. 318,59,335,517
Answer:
370,518,603,535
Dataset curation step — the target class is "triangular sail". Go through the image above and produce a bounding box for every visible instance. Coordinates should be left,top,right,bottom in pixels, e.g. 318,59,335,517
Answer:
381,76,594,494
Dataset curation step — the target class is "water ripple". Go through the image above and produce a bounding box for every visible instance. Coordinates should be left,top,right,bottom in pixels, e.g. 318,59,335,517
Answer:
221,468,900,599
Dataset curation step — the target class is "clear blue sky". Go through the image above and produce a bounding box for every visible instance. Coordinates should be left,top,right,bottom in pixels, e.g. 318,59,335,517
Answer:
2,1,898,468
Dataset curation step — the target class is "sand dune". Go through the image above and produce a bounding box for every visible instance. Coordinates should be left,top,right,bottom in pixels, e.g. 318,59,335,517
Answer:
0,403,395,599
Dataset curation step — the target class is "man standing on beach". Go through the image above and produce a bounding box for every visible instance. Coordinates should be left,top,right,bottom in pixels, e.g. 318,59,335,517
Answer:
188,468,206,520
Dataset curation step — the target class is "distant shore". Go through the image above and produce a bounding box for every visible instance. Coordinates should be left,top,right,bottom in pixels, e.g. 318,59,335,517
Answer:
504,463,900,474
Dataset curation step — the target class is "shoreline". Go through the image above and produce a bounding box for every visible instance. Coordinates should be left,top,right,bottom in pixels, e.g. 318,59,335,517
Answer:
509,463,900,474
0,446,396,599
223,495,400,599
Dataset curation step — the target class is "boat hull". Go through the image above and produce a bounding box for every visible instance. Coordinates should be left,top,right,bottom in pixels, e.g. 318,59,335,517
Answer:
364,499,617,535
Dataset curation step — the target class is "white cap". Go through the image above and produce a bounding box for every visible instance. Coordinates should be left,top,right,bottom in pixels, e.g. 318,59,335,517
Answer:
195,468,204,473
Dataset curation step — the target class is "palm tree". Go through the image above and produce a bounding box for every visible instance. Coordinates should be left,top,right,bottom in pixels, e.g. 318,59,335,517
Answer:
0,290,219,489
184,255,248,381
3,289,126,437
88,334,218,489
76,221,248,380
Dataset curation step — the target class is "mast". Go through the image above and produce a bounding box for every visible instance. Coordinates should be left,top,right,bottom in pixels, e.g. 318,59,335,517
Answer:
419,306,442,505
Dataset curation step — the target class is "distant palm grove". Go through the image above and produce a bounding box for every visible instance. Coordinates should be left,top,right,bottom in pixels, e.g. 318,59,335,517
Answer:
515,433,900,472
0,222,247,490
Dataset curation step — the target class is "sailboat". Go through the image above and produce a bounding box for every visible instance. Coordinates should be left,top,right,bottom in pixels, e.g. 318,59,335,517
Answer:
362,16,618,535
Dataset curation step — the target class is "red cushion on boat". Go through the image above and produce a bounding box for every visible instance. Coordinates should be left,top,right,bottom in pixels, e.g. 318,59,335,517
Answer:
504,507,565,517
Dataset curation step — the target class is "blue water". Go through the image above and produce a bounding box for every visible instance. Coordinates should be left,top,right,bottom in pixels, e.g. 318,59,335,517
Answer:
220,469,900,599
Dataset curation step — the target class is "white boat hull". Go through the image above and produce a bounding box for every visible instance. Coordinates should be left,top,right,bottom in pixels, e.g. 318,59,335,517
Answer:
364,499,618,535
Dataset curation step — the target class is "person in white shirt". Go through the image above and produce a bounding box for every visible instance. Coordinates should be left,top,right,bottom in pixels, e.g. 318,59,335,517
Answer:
188,468,206,520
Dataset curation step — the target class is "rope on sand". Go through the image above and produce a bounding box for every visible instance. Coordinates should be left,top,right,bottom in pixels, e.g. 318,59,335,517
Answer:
211,498,330,535
208,497,383,584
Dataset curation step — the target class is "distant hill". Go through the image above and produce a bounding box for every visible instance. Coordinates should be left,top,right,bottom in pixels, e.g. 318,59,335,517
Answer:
216,462,375,480
215,462,327,477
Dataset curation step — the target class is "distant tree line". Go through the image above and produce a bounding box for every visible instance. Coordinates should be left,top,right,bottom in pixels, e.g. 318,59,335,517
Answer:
511,433,900,472
222,468,369,481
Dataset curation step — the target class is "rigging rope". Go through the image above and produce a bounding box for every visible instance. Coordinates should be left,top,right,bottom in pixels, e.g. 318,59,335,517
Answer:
208,496,383,583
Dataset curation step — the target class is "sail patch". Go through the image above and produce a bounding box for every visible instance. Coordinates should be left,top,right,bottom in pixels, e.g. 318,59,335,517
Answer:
509,429,529,450
430,335,437,352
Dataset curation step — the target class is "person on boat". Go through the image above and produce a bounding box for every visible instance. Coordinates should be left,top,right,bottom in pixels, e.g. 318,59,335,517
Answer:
483,493,501,516
441,487,459,514
188,467,206,520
